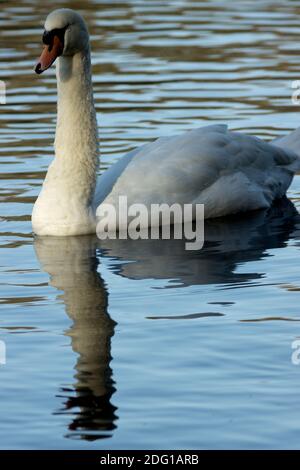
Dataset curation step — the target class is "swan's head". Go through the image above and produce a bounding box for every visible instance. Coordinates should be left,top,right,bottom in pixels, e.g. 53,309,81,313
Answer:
35,9,89,74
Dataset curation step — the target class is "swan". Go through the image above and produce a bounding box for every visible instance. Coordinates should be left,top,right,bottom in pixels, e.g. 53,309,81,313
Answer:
33,8,300,236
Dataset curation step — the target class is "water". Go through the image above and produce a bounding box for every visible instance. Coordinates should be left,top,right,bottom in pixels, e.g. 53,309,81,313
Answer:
1,0,300,449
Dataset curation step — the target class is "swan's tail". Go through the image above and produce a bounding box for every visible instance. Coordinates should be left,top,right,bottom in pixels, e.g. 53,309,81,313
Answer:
272,128,300,172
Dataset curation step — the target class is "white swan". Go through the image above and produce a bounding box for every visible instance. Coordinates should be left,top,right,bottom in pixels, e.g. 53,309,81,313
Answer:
33,8,300,236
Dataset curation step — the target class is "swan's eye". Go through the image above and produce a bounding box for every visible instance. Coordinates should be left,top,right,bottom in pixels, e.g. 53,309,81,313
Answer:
42,30,52,46
42,26,68,51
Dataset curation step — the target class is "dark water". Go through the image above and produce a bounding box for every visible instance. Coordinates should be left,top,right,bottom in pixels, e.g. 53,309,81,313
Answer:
1,0,300,449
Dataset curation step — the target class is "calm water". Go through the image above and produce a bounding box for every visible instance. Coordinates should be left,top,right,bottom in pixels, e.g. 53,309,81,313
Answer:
1,0,300,449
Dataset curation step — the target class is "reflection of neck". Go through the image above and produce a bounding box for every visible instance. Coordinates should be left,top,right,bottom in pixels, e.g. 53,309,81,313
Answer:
63,256,115,398
34,236,117,439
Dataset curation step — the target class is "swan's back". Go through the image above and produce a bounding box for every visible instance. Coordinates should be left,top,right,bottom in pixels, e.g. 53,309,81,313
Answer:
96,124,300,221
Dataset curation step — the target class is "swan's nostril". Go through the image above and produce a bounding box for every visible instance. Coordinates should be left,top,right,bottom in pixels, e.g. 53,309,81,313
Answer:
35,63,43,74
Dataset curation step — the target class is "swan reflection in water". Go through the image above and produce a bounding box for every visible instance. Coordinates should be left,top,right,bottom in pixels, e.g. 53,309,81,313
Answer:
34,236,117,441
100,198,299,287
34,198,299,440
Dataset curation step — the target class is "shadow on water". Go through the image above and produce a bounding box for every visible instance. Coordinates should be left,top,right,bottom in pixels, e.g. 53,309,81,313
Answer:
33,198,299,441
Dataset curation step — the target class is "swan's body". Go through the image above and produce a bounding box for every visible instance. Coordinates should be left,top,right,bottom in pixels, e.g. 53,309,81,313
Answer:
96,124,299,219
32,9,300,236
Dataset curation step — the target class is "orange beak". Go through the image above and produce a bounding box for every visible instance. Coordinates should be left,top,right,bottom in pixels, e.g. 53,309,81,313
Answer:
35,35,64,74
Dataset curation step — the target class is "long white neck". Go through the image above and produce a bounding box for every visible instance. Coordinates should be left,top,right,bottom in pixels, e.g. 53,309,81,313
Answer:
55,48,99,201
32,46,99,236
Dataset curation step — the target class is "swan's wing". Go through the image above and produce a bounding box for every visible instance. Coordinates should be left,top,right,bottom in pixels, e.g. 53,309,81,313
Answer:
96,124,300,219
94,134,179,206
